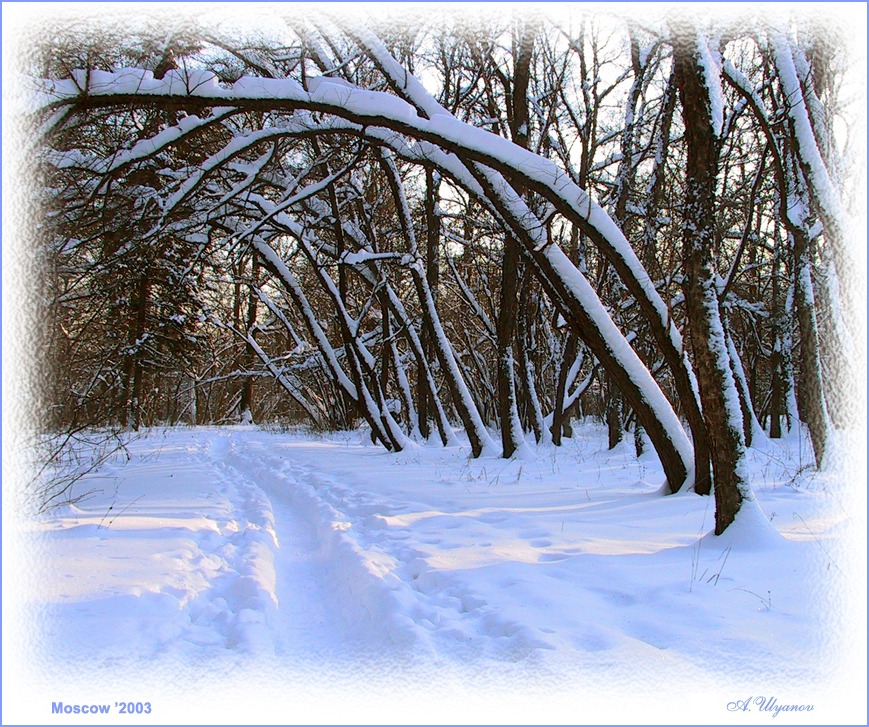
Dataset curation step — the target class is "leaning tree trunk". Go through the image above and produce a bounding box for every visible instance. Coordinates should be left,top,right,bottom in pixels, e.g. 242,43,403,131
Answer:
377,151,496,457
469,162,694,490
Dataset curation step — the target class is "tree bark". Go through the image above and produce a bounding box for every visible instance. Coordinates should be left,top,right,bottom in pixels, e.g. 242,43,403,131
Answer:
791,227,831,467
419,168,441,440
496,18,538,458
121,272,150,431
496,235,524,457
239,257,259,424
517,275,548,444
551,225,581,446
673,25,753,533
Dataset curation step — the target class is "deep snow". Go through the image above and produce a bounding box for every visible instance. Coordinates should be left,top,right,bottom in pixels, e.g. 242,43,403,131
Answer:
4,424,866,724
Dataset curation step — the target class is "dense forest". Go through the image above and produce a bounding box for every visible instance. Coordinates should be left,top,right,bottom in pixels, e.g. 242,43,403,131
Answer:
23,6,863,534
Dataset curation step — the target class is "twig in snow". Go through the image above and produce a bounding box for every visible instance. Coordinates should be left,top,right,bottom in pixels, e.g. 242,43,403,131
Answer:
793,512,844,576
729,586,773,610
98,495,144,529
708,545,732,586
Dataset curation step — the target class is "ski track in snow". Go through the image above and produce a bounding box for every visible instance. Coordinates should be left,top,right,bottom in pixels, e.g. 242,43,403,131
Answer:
221,435,552,665
30,431,284,661
25,425,853,683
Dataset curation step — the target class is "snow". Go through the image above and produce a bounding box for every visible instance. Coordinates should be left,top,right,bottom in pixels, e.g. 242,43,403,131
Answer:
771,32,847,231
232,75,302,100
414,262,499,456
467,157,692,478
695,32,724,138
546,246,694,474
6,424,863,724
250,237,358,399
344,26,449,120
33,58,686,370
34,57,701,438
308,76,416,122
105,110,235,175
341,250,406,266
17,26,866,724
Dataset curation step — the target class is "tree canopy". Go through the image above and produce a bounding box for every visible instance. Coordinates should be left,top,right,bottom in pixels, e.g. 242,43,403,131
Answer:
14,5,865,531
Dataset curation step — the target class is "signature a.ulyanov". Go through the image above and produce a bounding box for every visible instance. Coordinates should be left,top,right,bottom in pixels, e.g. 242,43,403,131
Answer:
728,696,816,717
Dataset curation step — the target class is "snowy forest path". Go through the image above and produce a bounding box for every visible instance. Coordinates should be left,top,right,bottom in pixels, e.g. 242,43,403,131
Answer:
198,430,404,664
215,431,558,665
25,427,843,686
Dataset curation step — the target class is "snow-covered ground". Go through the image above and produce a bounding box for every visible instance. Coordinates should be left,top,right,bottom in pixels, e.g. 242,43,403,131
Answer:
3,424,866,724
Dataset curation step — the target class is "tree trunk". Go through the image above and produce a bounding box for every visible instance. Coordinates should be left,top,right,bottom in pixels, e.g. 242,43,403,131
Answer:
472,163,693,490
239,258,259,424
550,225,581,446
791,227,831,467
550,331,577,446
121,272,150,431
378,151,494,456
496,18,538,458
496,236,525,457
606,372,624,450
768,245,785,438
673,25,754,534
640,72,712,495
419,168,441,440
517,276,548,444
